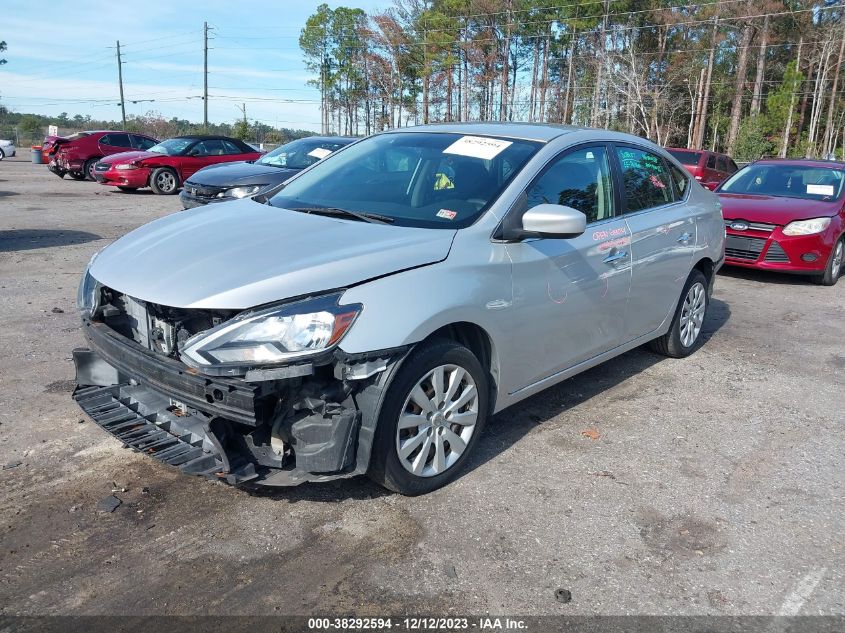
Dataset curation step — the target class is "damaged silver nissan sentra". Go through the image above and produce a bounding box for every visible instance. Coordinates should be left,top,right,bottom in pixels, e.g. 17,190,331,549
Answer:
73,123,724,495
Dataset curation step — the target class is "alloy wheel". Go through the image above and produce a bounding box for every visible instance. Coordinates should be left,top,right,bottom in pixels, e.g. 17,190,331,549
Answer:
832,240,843,279
679,281,706,348
156,171,177,193
395,364,478,478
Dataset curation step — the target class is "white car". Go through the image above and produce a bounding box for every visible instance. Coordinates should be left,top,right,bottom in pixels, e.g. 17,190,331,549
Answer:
0,140,16,159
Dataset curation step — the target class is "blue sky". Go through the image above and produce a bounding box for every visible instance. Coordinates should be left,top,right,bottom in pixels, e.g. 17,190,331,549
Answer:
0,0,387,131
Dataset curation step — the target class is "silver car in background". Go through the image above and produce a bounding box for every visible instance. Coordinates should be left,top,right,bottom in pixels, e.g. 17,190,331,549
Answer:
73,123,724,495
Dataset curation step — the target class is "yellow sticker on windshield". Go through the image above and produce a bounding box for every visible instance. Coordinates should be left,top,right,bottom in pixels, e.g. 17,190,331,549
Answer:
443,136,512,160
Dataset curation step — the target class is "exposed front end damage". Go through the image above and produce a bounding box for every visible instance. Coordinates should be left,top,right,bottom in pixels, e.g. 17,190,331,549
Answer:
73,289,408,487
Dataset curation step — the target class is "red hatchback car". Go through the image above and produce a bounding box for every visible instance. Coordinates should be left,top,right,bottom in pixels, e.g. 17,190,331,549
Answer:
717,159,845,286
94,135,263,195
51,131,159,181
667,148,739,190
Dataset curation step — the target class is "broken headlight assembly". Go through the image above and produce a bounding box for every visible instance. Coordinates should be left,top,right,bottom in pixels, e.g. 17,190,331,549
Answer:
180,293,361,375
217,185,267,199
76,252,102,317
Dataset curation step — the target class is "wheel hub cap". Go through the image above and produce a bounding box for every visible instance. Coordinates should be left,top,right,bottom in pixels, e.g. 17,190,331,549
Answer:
396,364,478,478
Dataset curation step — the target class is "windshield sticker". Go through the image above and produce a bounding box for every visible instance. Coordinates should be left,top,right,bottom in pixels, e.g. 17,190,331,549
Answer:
307,147,332,160
807,184,834,196
437,209,458,220
443,136,513,160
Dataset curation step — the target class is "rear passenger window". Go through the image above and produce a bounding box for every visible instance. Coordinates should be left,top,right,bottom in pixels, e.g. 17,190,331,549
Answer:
615,146,675,213
706,154,717,169
133,136,157,150
102,133,131,148
221,140,243,155
526,146,615,223
669,164,690,198
717,156,728,173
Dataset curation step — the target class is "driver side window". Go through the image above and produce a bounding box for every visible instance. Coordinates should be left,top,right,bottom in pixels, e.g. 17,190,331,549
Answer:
526,146,615,223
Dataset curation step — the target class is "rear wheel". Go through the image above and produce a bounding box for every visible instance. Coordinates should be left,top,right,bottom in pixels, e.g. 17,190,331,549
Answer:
84,158,98,181
813,237,843,286
649,270,709,358
149,167,179,195
0,148,5,160
368,340,489,496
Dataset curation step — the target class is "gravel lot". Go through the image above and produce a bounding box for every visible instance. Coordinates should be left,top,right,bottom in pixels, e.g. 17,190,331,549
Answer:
0,154,843,617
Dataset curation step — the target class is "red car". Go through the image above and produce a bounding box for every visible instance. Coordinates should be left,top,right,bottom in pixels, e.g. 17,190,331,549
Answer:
667,148,739,190
717,159,845,286
50,131,159,181
94,135,263,195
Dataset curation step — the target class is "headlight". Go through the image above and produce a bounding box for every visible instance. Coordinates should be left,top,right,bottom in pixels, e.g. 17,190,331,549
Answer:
217,185,265,199
782,217,831,236
115,163,138,170
76,252,101,317
180,293,361,375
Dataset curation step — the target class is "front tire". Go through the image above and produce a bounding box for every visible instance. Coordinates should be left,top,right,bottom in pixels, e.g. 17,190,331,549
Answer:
149,167,180,195
368,340,489,495
649,270,709,358
813,237,843,286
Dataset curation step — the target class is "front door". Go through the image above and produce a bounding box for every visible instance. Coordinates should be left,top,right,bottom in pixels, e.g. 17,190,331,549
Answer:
503,145,633,391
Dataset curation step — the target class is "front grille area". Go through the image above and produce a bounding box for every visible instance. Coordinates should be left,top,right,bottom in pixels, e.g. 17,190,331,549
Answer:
723,219,778,233
725,235,767,260
183,182,224,198
764,241,790,263
94,162,109,172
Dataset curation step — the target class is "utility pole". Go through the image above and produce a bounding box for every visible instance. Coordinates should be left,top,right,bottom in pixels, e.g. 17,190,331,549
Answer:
116,40,126,130
203,22,210,130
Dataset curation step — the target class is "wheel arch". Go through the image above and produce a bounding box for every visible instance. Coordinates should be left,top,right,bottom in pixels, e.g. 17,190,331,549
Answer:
692,256,715,293
417,321,499,411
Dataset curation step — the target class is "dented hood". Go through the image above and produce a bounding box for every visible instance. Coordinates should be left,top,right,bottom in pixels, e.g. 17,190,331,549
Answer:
90,199,456,309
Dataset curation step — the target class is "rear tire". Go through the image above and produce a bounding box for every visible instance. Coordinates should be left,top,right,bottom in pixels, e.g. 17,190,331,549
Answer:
368,340,489,496
649,270,709,358
83,158,98,181
0,148,5,161
149,167,179,195
812,237,843,286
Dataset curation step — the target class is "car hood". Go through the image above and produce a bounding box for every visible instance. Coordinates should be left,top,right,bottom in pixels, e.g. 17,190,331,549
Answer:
186,161,299,186
718,193,842,224
99,150,163,165
90,199,456,310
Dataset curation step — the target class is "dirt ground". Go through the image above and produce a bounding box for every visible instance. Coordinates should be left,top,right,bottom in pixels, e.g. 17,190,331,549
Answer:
0,154,843,617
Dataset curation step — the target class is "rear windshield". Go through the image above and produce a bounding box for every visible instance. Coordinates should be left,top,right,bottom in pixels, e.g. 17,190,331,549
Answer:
668,150,702,166
720,164,845,200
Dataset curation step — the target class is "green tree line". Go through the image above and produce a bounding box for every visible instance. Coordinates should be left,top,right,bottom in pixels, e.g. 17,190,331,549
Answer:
300,0,845,161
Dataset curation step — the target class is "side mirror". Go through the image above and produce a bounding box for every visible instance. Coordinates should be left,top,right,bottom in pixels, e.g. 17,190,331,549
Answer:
519,204,587,239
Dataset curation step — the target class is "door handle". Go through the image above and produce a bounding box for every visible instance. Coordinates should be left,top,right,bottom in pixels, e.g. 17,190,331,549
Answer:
603,251,628,264
677,232,692,244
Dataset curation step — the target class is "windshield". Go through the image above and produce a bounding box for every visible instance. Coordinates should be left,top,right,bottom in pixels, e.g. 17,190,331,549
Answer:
258,137,351,169
719,163,845,200
668,150,702,166
268,132,540,229
147,138,193,156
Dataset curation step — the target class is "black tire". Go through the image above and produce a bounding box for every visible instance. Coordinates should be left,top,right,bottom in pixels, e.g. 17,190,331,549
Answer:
0,148,5,161
68,171,87,181
649,270,709,358
812,236,843,286
83,158,99,181
116,186,138,193
149,167,180,195
368,339,490,496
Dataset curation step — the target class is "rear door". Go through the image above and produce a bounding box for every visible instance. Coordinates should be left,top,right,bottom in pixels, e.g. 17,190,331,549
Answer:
613,144,695,341
504,144,632,389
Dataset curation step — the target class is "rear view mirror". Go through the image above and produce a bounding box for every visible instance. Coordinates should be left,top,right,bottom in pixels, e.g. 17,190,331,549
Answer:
520,204,587,239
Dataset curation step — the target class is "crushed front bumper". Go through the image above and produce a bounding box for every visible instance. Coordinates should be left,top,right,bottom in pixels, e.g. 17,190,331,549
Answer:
73,317,404,487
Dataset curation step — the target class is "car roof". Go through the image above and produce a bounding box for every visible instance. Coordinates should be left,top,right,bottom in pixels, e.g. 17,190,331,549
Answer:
753,158,845,169
391,122,592,143
172,135,242,141
301,136,357,142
